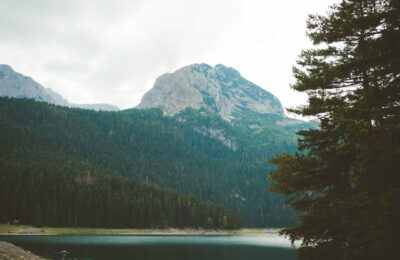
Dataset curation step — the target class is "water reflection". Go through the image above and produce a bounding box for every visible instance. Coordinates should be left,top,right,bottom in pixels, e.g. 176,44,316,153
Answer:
0,234,297,260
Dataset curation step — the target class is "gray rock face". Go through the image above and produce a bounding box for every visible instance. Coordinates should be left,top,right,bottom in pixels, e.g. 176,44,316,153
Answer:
0,64,69,106
0,64,118,111
194,126,238,150
138,64,285,121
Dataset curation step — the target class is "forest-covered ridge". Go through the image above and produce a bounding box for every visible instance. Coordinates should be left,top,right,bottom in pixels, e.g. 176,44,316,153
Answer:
0,97,313,227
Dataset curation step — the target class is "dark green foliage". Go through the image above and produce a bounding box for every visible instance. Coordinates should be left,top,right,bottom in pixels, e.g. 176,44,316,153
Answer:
0,97,305,227
269,0,400,259
0,156,242,229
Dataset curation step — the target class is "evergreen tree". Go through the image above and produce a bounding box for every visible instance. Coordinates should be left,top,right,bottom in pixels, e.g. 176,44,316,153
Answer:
269,0,400,259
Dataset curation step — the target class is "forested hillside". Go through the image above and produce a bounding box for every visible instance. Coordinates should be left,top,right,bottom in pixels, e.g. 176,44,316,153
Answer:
0,158,241,229
0,98,306,227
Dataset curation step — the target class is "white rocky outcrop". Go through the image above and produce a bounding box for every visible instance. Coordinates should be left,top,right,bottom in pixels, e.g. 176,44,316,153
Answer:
138,63,284,121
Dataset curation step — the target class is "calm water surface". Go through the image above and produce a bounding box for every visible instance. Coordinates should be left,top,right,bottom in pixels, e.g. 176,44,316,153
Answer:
0,234,297,260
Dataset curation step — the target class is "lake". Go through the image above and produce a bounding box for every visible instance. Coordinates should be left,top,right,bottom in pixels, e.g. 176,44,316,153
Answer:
0,234,298,260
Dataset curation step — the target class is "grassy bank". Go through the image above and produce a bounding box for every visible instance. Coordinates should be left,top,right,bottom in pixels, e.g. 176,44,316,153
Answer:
0,224,281,236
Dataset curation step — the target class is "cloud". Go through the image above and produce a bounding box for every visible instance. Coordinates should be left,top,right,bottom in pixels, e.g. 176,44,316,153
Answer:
0,0,337,109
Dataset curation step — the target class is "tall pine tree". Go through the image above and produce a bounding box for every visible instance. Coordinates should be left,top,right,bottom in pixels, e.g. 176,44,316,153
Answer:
269,0,400,259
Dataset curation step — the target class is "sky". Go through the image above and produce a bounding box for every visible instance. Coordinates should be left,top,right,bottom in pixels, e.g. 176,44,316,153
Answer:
0,0,338,110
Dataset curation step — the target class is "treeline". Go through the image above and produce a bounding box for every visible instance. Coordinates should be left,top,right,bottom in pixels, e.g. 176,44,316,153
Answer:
0,159,242,229
0,98,303,227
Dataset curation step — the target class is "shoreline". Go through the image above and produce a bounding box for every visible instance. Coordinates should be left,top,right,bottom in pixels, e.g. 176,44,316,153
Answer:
0,241,44,259
0,224,282,236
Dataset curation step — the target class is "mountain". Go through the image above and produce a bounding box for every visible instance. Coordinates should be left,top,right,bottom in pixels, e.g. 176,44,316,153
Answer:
73,103,120,111
138,63,304,127
0,64,118,111
0,63,315,228
138,64,315,152
0,98,298,227
0,64,69,106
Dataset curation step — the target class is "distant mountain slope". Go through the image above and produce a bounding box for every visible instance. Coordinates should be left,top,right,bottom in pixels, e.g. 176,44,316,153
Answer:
0,64,69,106
0,63,316,228
138,63,316,154
138,63,305,127
0,98,299,227
75,103,120,111
0,64,118,111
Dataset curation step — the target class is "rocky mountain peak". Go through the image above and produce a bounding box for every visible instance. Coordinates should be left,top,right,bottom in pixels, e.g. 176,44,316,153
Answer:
0,64,70,106
138,63,284,121
0,64,118,111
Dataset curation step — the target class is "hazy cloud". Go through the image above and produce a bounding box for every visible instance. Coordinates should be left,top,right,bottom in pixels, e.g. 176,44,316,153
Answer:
0,0,337,109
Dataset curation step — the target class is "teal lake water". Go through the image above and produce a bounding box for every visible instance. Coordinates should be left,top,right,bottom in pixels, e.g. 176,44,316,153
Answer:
0,234,297,260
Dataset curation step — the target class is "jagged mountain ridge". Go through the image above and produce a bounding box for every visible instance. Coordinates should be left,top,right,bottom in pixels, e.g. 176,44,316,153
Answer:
138,63,302,126
0,64,119,111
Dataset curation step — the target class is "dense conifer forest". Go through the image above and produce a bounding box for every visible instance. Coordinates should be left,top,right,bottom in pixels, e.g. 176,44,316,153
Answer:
0,98,303,227
0,158,241,229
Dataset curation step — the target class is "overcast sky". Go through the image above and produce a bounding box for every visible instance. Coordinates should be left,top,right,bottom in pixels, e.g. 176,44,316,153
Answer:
0,0,338,110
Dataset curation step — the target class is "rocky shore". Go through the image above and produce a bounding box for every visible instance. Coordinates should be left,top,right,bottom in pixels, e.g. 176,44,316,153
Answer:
0,241,44,259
